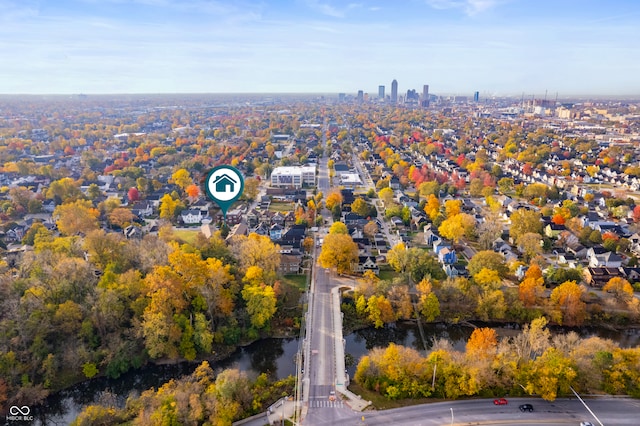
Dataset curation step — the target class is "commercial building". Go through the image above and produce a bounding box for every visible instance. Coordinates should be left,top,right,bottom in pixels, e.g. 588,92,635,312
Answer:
270,165,316,188
378,85,385,99
391,79,398,103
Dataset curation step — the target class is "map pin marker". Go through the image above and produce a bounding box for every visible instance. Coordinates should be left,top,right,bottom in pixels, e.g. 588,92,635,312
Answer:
204,165,245,224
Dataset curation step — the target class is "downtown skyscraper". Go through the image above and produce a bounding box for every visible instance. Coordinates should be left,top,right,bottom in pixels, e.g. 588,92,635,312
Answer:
391,79,398,103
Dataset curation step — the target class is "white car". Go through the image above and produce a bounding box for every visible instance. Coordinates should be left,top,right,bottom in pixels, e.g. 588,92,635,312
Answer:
580,422,594,426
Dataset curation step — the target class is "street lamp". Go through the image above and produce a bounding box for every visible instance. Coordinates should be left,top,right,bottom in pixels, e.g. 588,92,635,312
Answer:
450,407,454,426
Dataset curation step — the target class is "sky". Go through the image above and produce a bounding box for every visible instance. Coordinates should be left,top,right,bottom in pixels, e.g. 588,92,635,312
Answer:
0,0,639,96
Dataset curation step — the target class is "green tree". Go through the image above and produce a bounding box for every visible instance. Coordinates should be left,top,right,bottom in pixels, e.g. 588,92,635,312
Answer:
468,250,507,278
241,283,277,329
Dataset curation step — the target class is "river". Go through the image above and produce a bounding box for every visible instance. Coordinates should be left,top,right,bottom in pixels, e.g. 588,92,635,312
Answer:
32,322,640,425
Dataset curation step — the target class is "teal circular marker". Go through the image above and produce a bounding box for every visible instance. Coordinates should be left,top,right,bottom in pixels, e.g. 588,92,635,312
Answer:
204,165,245,220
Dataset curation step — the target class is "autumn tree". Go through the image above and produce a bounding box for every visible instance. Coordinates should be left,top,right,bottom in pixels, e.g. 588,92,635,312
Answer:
46,177,83,202
108,207,134,228
325,191,342,211
242,281,277,329
54,199,100,236
328,221,348,235
602,277,634,304
363,221,379,240
424,194,440,221
172,168,193,191
516,232,543,262
230,233,281,283
509,209,542,243
438,213,475,244
444,199,462,218
519,264,545,307
243,177,260,201
468,250,507,278
378,187,394,206
159,193,184,220
351,197,371,217
466,327,498,360
318,233,358,274
417,278,440,322
549,281,586,326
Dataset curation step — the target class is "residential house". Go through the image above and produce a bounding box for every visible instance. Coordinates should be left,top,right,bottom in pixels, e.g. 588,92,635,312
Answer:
438,247,457,264
545,223,566,239
587,247,623,268
269,224,284,241
181,209,206,225
583,267,624,288
444,263,468,278
279,254,302,274
352,256,379,274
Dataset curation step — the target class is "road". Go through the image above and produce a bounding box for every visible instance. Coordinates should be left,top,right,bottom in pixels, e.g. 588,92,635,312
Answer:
354,397,640,426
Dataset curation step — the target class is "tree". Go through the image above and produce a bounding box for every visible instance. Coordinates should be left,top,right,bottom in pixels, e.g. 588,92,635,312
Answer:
468,250,507,278
424,194,440,221
363,221,379,240
128,187,140,202
318,233,358,274
366,295,395,328
243,177,260,201
230,233,281,282
509,209,542,243
438,213,475,244
473,268,501,290
108,207,134,228
53,200,100,236
466,328,497,360
351,197,370,217
159,193,184,220
550,281,586,326
524,347,577,401
172,168,193,191
328,221,348,235
378,187,394,206
477,212,502,250
241,283,277,329
602,277,634,304
325,191,342,210
516,232,543,262
46,177,83,202
387,243,410,275
444,199,462,218
519,264,545,307
417,278,440,321
185,184,200,199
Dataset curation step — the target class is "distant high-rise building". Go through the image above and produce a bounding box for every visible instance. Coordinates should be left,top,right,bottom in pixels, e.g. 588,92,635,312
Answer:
391,79,398,103
338,93,346,102
357,90,364,102
474,91,480,102
421,84,430,107
378,85,385,99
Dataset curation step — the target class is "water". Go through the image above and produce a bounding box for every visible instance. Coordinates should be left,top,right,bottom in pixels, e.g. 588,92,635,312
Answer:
31,338,300,425
30,322,640,424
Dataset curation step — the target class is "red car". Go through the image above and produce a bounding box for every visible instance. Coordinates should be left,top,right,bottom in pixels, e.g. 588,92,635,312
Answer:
493,398,508,405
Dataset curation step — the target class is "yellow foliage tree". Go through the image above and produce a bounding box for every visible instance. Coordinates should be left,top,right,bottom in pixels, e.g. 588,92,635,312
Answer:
54,199,100,236
318,233,358,274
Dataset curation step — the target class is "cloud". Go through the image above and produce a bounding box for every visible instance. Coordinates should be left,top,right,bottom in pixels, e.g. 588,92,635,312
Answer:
301,0,359,18
426,0,501,16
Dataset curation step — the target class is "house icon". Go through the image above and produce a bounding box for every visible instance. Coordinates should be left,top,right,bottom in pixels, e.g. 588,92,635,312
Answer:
213,173,237,193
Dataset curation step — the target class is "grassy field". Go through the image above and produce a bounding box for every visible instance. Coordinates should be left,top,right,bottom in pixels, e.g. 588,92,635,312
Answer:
282,273,308,290
269,202,295,212
378,265,398,281
173,229,200,245
347,382,435,410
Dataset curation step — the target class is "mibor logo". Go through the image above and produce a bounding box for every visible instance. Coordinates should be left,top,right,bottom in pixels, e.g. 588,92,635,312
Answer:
6,405,33,422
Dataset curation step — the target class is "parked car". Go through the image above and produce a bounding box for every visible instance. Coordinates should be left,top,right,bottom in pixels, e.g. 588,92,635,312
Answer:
519,403,534,412
493,398,508,405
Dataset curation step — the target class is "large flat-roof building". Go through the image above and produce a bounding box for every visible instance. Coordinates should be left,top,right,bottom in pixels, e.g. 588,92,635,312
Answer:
270,165,316,188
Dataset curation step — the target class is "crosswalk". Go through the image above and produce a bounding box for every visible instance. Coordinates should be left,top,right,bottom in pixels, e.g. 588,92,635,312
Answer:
309,399,344,408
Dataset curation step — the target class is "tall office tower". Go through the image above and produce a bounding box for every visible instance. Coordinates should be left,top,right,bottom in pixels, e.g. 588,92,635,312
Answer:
357,90,364,102
391,79,398,103
421,84,430,107
474,91,480,102
378,85,385,99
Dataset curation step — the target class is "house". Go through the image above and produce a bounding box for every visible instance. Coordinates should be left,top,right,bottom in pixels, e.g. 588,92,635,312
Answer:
269,224,284,241
545,223,566,238
123,225,143,239
587,247,623,268
352,256,379,274
438,247,457,265
583,266,624,288
181,209,205,224
131,201,154,218
279,254,302,274
226,222,248,241
444,263,468,278
213,173,237,193
424,229,441,246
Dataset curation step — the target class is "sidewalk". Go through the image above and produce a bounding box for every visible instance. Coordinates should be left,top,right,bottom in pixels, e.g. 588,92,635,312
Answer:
331,286,371,412
266,396,298,425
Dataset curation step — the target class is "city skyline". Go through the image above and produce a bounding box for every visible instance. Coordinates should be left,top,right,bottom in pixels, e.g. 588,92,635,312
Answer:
1,0,639,96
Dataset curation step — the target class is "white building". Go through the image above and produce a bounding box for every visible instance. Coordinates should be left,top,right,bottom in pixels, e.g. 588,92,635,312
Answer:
271,166,316,188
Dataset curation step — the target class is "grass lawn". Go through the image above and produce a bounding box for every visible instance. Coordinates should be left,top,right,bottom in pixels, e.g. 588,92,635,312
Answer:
282,273,308,290
348,382,435,410
269,202,295,212
378,265,398,281
173,229,200,245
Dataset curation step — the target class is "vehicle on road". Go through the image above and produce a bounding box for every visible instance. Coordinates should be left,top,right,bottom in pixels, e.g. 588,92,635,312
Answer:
493,398,508,405
329,391,336,401
580,422,594,426
519,403,534,412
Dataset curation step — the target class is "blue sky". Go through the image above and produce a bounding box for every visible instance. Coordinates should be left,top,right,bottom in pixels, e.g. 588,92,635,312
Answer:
0,0,639,96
